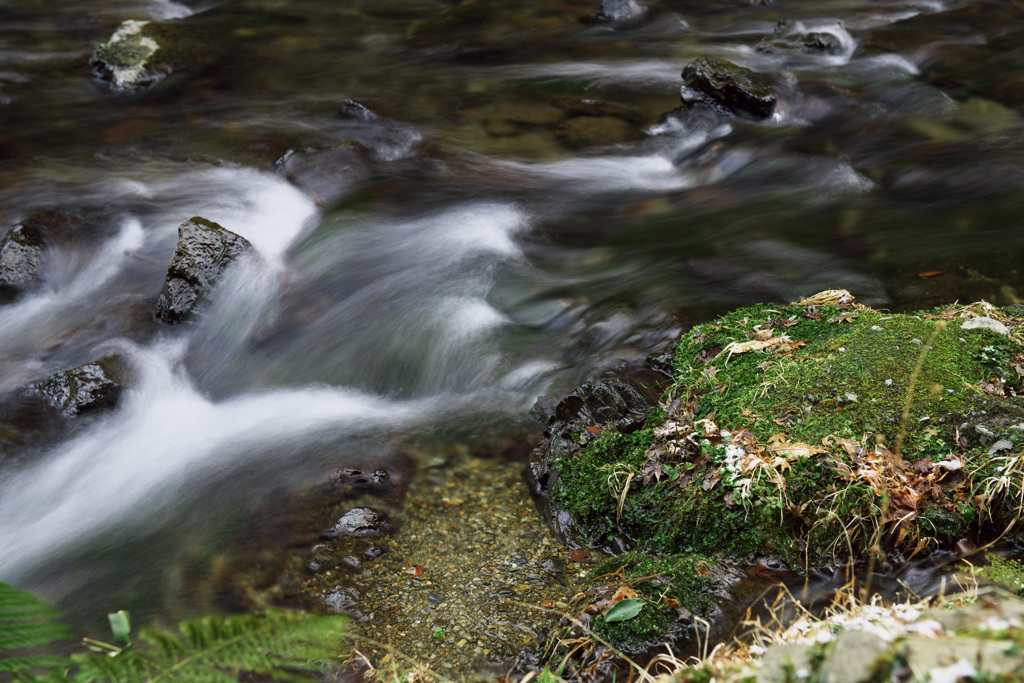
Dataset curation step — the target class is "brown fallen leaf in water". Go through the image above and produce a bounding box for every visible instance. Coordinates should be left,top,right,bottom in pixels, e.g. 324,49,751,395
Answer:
568,549,592,563
584,425,603,434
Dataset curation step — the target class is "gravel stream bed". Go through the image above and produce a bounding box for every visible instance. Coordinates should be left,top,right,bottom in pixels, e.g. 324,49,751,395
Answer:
236,446,591,679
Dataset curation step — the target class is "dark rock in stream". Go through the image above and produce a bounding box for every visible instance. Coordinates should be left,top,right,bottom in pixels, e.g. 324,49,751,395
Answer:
155,217,253,324
594,0,648,24
322,507,396,539
678,55,777,120
275,141,372,206
527,377,654,549
0,211,81,304
338,99,378,122
36,356,128,417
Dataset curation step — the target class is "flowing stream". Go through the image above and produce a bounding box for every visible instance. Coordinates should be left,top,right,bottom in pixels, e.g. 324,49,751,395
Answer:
2,0,1024,651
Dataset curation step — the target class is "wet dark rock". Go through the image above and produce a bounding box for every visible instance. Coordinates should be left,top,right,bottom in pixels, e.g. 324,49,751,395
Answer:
0,211,81,304
36,356,128,417
679,55,776,120
322,507,396,539
276,141,372,206
155,216,253,324
527,378,654,548
595,0,648,24
555,116,644,148
328,452,415,504
0,224,45,304
756,31,842,55
338,99,377,122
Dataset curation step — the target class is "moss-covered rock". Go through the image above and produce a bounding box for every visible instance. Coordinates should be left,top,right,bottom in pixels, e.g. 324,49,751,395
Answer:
531,292,1024,567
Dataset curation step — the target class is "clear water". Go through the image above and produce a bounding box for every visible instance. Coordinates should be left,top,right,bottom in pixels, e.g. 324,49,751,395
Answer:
2,0,1023,624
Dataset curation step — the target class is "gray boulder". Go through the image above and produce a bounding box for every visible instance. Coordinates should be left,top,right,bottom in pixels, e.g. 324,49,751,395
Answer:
155,217,253,324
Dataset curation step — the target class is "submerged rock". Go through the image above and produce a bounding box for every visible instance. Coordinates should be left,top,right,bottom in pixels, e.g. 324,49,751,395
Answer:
595,0,648,24
322,507,396,539
555,116,643,148
155,216,253,324
756,31,842,55
276,142,372,206
679,55,776,120
36,357,128,417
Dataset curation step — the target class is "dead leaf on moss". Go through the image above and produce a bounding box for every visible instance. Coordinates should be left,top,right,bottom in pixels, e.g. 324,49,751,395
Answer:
979,379,1006,396
828,311,858,324
793,289,853,306
722,336,792,356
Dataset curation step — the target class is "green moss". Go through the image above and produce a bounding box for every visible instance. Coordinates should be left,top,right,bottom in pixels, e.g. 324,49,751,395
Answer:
974,556,1024,596
550,298,1024,565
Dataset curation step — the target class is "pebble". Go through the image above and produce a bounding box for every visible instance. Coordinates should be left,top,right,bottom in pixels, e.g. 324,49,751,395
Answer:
961,317,1010,335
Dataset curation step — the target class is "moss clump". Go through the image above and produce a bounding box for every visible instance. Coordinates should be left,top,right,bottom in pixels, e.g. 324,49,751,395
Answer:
548,294,1024,565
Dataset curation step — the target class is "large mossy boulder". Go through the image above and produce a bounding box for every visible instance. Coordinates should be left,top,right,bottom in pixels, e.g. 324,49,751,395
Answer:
530,291,1024,567
155,216,253,324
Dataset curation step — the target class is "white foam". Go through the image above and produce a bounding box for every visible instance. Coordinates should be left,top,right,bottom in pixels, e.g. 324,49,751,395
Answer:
0,218,146,353
494,59,683,88
0,339,437,579
500,155,693,194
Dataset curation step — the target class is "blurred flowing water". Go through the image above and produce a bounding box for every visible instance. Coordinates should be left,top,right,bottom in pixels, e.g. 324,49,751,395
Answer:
1,0,1024,625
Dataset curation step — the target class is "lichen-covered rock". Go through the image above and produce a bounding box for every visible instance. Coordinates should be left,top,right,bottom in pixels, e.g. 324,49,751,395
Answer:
37,356,127,417
275,142,372,206
90,20,165,92
90,17,233,94
679,55,777,120
155,216,253,324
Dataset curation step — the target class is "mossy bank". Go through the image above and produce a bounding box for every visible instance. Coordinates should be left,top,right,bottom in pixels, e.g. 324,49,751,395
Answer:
527,292,1024,664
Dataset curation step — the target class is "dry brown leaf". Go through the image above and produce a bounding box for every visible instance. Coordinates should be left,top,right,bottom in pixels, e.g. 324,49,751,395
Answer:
611,586,639,603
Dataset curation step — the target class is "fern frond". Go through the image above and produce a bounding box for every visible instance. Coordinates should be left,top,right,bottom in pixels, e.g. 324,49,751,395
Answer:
74,610,346,682
0,582,72,679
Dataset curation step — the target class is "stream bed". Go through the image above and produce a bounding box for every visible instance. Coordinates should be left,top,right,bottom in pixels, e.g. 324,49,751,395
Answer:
3,0,1024,676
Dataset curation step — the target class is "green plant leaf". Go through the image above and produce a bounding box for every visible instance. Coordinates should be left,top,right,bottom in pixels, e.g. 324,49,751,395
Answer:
604,598,645,623
0,582,73,679
108,610,131,648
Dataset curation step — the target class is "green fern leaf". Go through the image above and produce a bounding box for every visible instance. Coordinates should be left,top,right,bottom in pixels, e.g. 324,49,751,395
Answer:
72,610,345,682
0,582,72,678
